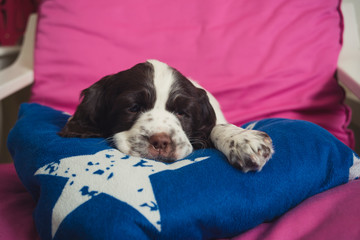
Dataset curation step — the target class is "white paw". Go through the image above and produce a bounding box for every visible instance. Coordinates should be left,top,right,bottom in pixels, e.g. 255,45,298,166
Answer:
211,124,274,172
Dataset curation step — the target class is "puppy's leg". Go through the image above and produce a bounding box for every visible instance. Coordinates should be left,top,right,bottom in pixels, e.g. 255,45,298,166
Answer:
211,124,273,172
191,80,274,171
206,91,273,172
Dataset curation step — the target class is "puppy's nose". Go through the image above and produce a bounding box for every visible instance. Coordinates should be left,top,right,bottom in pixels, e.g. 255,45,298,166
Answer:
149,133,172,150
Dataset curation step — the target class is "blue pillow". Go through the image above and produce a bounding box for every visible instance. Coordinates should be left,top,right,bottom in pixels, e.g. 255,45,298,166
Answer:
8,103,360,240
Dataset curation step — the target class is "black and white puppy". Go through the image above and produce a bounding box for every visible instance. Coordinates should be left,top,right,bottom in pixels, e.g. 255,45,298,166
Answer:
59,60,273,172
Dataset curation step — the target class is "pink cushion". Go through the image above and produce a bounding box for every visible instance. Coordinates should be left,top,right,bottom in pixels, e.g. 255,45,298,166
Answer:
232,180,360,240
0,164,39,240
31,0,354,148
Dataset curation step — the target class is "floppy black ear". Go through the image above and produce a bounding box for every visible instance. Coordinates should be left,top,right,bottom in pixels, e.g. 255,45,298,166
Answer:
58,77,109,138
192,88,217,148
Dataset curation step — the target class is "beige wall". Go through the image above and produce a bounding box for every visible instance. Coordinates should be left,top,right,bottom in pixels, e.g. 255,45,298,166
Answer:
344,0,360,34
0,87,31,163
0,49,31,163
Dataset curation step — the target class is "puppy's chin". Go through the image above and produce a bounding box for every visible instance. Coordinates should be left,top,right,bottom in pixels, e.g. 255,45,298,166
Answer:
119,148,191,163
144,154,177,163
124,147,178,162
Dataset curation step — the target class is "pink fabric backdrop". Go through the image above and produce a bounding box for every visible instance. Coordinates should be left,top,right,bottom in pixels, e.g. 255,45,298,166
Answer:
31,0,354,148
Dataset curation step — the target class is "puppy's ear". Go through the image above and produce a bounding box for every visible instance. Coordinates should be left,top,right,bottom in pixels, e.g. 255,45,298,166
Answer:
193,88,217,148
58,77,109,138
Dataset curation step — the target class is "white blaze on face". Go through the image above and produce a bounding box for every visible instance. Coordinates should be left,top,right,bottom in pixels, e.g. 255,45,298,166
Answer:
147,59,174,110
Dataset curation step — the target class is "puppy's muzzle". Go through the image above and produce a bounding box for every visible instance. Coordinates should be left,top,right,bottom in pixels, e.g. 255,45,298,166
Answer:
148,133,176,161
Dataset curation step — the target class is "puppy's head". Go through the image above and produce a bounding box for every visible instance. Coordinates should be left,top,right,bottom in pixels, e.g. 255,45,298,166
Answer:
59,60,216,161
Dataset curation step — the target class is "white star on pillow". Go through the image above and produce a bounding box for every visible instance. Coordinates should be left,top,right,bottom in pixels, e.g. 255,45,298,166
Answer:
35,149,209,238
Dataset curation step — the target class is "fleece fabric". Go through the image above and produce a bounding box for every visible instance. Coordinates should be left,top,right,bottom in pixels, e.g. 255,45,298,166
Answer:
8,103,360,240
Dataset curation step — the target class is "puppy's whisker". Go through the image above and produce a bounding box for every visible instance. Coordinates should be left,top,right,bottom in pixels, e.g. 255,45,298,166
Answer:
102,136,116,147
105,136,114,143
189,137,208,149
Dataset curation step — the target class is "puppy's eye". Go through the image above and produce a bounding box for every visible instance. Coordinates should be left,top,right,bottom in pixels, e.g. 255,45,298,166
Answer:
128,104,141,113
175,110,187,118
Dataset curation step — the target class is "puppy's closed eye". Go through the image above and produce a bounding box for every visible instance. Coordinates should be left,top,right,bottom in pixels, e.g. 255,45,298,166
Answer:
174,110,188,118
128,104,142,113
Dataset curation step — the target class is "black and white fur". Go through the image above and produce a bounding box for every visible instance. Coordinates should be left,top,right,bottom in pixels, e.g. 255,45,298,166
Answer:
59,60,273,172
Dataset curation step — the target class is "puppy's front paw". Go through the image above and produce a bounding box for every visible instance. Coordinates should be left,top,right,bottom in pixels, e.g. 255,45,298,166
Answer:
227,130,273,172
211,124,274,172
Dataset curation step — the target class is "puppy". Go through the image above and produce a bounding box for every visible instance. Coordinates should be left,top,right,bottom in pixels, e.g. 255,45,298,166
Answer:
59,60,273,172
